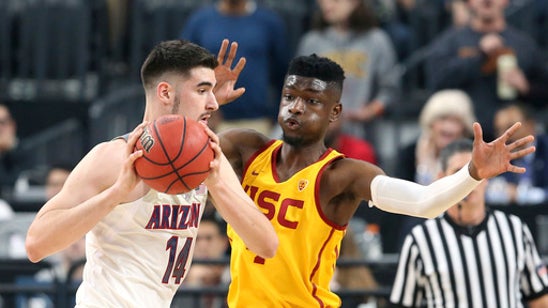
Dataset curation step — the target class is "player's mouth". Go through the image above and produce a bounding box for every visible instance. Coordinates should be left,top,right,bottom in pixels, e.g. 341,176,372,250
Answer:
199,114,210,125
284,117,301,129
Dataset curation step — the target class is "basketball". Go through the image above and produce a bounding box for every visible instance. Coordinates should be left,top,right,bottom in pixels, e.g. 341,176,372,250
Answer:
134,114,214,194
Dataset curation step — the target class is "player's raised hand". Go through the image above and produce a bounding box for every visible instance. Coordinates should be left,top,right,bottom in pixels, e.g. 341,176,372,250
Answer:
469,122,535,180
214,39,246,105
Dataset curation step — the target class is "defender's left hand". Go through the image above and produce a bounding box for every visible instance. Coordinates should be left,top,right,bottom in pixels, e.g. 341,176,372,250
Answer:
469,122,535,180
214,39,246,105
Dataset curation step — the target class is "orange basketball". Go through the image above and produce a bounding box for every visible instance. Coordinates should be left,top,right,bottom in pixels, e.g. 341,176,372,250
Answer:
134,114,214,194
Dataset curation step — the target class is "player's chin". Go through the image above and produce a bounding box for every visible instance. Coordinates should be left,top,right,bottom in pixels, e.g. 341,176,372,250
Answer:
281,133,305,147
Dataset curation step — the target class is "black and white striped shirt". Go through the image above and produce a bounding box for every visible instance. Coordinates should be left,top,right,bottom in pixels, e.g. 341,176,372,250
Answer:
390,210,548,308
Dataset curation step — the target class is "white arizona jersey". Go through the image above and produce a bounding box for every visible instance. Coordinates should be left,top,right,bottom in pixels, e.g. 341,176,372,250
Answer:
75,185,207,307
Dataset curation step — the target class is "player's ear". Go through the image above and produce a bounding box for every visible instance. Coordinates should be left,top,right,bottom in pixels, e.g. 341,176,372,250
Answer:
157,81,172,102
330,102,342,122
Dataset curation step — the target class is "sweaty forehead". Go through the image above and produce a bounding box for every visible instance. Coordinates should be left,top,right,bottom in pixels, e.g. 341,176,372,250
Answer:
284,75,329,91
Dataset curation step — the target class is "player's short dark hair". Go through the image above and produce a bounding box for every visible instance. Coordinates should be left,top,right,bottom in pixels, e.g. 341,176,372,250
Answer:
439,138,473,171
286,54,345,91
140,40,218,89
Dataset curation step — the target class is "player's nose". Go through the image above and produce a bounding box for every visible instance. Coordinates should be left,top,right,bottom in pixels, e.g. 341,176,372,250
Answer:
289,97,305,114
207,93,219,111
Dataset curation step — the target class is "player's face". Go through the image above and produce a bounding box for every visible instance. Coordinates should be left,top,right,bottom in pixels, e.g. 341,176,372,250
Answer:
174,67,219,125
278,75,341,146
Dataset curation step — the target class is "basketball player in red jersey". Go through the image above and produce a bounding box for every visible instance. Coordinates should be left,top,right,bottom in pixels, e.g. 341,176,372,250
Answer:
25,39,277,307
218,54,536,307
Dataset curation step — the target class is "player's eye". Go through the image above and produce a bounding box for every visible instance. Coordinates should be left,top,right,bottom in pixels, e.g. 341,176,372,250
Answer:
283,94,294,101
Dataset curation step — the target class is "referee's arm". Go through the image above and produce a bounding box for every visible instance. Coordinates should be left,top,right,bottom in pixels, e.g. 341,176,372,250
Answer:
520,223,548,307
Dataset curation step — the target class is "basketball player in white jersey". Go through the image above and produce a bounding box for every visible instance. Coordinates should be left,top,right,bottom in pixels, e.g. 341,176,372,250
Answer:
25,39,278,307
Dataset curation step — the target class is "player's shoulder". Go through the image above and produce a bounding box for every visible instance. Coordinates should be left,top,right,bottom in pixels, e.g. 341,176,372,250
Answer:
93,137,126,154
82,138,127,170
331,156,381,172
63,138,125,194
326,156,384,184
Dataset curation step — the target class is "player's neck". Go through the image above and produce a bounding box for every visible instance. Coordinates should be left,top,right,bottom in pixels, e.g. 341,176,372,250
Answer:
279,143,327,170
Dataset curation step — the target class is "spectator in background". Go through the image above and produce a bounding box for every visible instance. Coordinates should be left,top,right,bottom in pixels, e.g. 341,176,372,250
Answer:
181,0,290,136
390,138,548,308
0,105,27,259
0,104,30,197
296,0,400,144
185,212,229,288
534,0,548,48
174,211,229,308
325,116,377,165
383,0,452,58
19,163,85,308
330,226,380,308
449,0,472,27
0,198,13,220
44,162,74,200
426,0,548,140
384,89,476,253
367,0,415,61
396,89,475,185
24,238,86,308
486,102,548,205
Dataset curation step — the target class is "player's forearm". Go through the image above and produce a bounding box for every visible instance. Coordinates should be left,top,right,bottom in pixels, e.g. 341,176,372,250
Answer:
369,163,482,218
207,157,278,258
26,186,121,262
209,179,278,258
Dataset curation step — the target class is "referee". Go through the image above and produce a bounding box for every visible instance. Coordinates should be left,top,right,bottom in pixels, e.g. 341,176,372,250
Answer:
390,139,548,308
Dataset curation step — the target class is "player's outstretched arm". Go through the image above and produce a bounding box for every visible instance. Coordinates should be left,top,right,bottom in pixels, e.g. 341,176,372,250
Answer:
213,39,246,105
202,123,278,258
26,123,147,262
369,122,535,218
